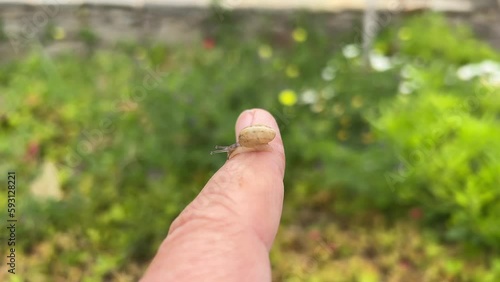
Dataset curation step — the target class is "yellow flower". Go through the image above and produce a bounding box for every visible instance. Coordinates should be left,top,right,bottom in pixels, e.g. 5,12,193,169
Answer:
337,130,349,141
25,93,41,108
292,28,307,43
351,95,364,108
52,26,66,40
279,89,298,106
340,116,351,127
332,104,344,116
285,65,299,78
60,104,78,120
311,103,324,113
398,27,411,41
258,45,273,59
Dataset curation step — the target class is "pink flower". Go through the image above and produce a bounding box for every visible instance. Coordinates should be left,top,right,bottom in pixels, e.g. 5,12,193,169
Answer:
203,38,215,50
24,141,40,161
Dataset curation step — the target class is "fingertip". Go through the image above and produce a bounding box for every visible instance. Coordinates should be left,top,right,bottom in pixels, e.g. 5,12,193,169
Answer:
235,109,282,142
233,108,285,177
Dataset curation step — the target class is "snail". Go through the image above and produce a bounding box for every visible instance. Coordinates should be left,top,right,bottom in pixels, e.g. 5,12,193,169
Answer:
211,124,276,159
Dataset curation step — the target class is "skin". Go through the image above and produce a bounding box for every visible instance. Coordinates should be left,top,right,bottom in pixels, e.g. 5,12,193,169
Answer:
141,108,286,282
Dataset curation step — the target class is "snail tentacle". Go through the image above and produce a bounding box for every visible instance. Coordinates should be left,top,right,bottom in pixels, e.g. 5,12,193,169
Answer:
210,143,239,155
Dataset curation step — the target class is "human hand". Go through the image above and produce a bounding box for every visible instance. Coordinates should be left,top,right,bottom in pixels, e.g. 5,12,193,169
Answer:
141,109,286,281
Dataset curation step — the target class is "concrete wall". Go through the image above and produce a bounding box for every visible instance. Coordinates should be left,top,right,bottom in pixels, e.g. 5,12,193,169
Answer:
0,0,497,11
0,0,499,58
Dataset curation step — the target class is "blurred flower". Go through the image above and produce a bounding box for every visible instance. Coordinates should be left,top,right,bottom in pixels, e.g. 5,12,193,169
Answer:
25,93,41,108
311,103,324,113
340,116,351,127
398,81,419,95
398,27,412,41
478,60,500,73
342,44,360,59
457,60,500,84
370,53,392,72
321,66,336,81
399,64,423,95
258,44,273,59
30,161,62,201
401,64,417,79
489,73,500,85
60,104,78,120
457,65,479,81
285,65,300,78
320,87,336,99
203,38,215,49
24,141,40,162
292,28,307,43
300,89,318,104
308,229,322,241
332,104,344,116
410,207,423,220
399,257,412,269
351,95,363,108
337,130,349,141
279,89,298,106
52,26,66,40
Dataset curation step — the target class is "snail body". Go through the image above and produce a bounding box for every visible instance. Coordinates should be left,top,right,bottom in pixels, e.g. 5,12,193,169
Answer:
211,124,276,159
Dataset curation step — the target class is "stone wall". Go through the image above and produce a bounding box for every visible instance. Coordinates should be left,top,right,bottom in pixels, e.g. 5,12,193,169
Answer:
0,1,499,58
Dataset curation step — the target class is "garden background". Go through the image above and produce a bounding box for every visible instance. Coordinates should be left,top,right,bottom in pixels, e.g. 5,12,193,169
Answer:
1,0,500,281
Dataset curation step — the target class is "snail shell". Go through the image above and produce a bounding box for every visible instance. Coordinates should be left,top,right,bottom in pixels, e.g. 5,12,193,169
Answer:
238,124,276,148
211,124,276,159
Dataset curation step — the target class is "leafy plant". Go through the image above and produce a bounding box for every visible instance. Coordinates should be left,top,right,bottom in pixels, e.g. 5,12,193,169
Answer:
1,11,499,281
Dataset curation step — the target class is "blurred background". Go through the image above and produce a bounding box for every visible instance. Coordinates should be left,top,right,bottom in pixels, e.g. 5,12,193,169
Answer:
1,0,500,281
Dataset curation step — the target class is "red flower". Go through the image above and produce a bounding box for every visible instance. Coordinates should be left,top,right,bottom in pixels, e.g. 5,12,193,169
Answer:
399,258,412,269
203,38,215,49
24,141,40,161
409,207,423,220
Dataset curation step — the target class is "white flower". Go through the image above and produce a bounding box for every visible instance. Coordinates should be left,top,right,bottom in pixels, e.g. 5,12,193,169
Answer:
400,64,416,79
487,73,500,85
321,66,336,81
370,53,392,72
321,86,336,99
342,44,360,59
457,65,480,81
300,89,318,104
398,81,418,95
457,60,500,81
478,60,500,74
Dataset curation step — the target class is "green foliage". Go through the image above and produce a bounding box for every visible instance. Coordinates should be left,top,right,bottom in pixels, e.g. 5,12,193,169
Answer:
380,13,500,63
374,77,500,248
0,11,499,281
79,27,99,48
371,13,500,250
0,18,7,42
